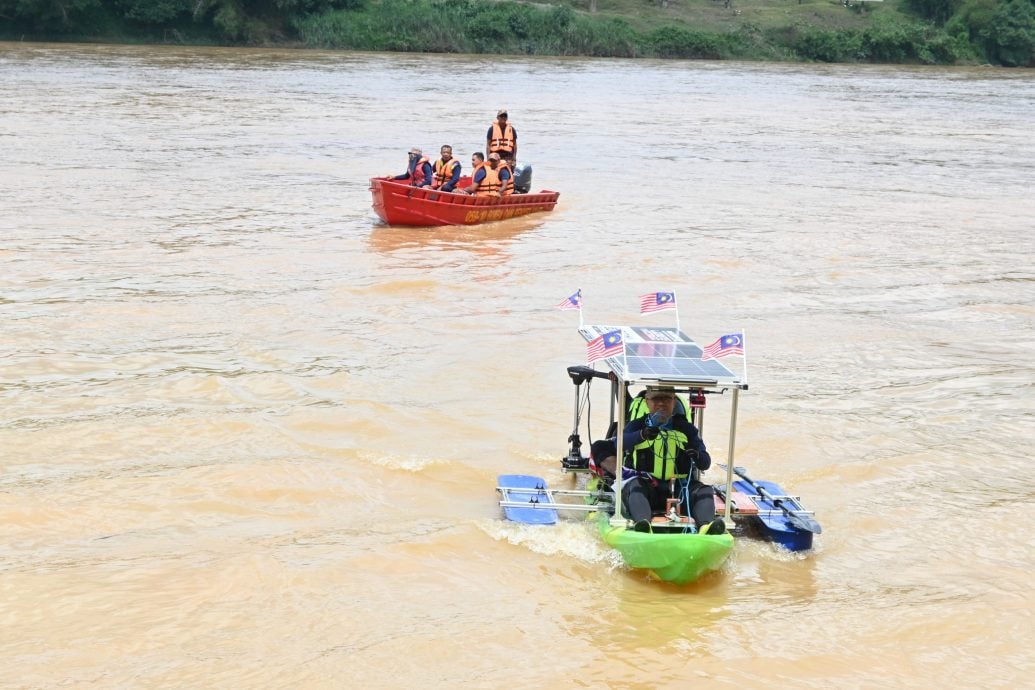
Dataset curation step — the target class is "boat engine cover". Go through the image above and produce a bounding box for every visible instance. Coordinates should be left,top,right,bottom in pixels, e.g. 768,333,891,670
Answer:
513,163,533,194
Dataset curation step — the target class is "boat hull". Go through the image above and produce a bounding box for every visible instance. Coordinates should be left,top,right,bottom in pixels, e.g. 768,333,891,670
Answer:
599,517,734,585
369,177,559,227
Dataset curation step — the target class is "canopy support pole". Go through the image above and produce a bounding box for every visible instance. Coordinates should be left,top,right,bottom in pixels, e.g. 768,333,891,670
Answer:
723,388,740,524
612,379,628,525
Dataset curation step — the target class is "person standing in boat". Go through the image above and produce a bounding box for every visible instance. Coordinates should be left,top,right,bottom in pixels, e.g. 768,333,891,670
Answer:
431,145,462,192
590,386,725,535
392,147,433,188
486,109,517,166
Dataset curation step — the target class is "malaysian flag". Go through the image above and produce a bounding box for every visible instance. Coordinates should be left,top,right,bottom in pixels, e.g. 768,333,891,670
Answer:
700,333,744,360
639,291,676,314
587,329,623,364
555,289,582,311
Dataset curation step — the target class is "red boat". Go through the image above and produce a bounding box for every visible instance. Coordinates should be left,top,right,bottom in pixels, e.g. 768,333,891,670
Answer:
369,176,559,227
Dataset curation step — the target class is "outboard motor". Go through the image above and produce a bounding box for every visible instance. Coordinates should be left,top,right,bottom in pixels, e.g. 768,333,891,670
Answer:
512,163,533,194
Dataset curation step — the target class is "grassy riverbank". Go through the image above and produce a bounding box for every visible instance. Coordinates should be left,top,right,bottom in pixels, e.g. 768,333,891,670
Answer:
292,0,956,63
1,0,1032,66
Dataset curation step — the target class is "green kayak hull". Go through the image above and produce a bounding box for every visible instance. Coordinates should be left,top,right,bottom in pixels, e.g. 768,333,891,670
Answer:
599,519,734,585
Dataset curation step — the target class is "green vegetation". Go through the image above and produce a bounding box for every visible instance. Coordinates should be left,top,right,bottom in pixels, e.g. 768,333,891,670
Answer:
1,0,1032,66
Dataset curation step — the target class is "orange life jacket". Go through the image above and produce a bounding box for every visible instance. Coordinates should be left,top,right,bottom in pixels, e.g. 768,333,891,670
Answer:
432,157,460,189
475,163,501,197
496,161,514,196
488,122,515,155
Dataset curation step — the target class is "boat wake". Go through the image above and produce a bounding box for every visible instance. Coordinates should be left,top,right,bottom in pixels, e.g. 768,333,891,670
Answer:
478,519,625,570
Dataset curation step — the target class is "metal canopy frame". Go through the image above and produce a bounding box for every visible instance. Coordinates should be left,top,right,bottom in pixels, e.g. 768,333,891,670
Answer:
578,325,746,527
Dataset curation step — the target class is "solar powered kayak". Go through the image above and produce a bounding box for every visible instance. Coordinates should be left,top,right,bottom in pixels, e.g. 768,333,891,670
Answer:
369,174,559,227
497,310,820,585
497,472,733,586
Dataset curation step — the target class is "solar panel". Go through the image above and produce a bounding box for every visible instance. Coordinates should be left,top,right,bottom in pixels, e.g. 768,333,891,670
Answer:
579,325,745,388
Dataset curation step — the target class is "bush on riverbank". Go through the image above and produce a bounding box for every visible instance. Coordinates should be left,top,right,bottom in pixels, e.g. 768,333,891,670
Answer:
0,0,1031,66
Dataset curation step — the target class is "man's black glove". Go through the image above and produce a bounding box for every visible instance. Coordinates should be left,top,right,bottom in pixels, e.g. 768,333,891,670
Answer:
675,449,698,475
641,426,661,441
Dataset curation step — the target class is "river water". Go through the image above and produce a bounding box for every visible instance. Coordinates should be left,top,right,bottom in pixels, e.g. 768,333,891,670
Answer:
1,42,1033,688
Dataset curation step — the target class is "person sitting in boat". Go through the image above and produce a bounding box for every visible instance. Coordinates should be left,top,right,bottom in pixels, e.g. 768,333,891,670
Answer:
486,109,517,166
460,152,511,197
590,386,725,535
431,145,462,192
460,152,487,195
392,147,433,188
490,153,514,197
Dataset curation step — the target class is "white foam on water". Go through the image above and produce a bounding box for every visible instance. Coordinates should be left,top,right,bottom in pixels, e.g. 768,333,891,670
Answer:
357,449,451,472
477,518,625,571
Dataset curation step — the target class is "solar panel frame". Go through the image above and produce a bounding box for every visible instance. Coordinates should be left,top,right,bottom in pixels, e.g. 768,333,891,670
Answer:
578,325,746,389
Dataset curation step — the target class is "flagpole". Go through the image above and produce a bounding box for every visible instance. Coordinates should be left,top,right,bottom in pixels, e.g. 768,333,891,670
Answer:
578,287,584,328
620,327,628,371
674,290,680,333
741,327,748,385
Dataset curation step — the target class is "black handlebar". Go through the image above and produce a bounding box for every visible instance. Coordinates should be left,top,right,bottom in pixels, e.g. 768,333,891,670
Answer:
566,365,612,386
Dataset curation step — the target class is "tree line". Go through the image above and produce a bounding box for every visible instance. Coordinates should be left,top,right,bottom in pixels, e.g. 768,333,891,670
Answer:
1,0,1032,66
